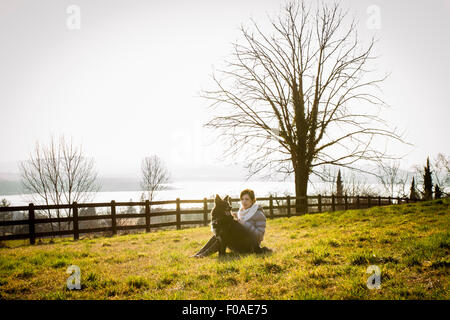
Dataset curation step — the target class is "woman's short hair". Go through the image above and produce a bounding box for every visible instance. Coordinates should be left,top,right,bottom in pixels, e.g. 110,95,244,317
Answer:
240,189,256,202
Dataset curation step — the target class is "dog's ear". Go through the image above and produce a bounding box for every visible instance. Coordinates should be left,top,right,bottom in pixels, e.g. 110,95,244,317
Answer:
224,195,230,202
215,194,222,204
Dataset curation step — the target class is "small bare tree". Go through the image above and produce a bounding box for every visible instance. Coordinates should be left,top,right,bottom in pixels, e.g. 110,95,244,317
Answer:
116,198,142,233
312,166,376,197
140,155,171,202
376,160,409,198
19,135,100,234
432,153,449,195
343,174,377,198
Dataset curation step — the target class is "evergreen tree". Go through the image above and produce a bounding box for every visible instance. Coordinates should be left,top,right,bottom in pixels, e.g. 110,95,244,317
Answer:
434,184,442,199
423,157,433,200
0,198,12,235
126,198,136,214
0,198,10,207
336,169,343,204
139,192,146,214
409,177,417,200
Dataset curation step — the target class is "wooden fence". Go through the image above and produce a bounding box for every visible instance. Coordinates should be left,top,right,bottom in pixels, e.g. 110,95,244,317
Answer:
0,195,419,244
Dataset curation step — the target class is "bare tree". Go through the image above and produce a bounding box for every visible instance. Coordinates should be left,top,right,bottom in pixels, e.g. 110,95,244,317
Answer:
432,153,449,195
312,166,376,197
202,1,405,213
343,174,377,198
376,160,409,198
116,198,141,233
19,135,100,233
140,155,171,202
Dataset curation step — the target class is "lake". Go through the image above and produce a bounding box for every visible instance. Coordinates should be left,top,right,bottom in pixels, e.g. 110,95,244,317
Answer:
1,179,388,207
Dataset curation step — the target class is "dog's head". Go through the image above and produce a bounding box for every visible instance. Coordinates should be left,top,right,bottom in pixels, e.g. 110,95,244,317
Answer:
211,194,232,220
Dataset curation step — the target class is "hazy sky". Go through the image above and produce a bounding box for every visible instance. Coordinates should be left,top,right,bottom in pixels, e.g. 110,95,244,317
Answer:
0,0,449,179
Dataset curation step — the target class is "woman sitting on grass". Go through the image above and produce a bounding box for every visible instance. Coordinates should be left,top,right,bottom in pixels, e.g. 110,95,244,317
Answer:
193,188,271,257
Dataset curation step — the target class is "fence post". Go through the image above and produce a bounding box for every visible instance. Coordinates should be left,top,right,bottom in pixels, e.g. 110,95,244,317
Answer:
356,195,360,209
145,200,151,233
388,196,391,205
318,194,322,213
331,194,336,212
203,198,208,226
269,194,273,219
306,195,309,215
378,196,381,206
344,195,348,211
406,197,409,204
28,203,35,245
397,197,401,205
286,195,291,217
176,198,181,230
73,202,79,240
367,196,371,208
111,200,117,236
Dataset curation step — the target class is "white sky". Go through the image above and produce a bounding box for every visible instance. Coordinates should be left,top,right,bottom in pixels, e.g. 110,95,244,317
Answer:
0,0,449,179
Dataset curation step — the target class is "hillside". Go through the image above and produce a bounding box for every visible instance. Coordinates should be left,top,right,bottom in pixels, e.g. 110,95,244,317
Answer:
0,198,448,299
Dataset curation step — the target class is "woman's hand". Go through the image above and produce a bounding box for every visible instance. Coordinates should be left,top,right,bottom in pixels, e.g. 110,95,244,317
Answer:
231,212,238,220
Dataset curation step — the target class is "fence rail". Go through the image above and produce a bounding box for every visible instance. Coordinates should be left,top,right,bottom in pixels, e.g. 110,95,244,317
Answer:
0,195,420,244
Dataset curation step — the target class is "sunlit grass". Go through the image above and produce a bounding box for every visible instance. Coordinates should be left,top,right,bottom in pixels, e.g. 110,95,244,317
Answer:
0,198,448,299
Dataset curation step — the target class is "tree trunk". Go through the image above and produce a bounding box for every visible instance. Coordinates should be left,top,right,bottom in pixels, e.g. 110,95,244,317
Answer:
294,166,309,214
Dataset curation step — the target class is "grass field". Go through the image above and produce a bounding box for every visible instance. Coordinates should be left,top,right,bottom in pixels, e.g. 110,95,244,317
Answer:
0,198,448,300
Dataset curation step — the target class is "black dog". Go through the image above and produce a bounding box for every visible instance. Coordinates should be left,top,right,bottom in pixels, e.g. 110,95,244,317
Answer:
211,194,266,256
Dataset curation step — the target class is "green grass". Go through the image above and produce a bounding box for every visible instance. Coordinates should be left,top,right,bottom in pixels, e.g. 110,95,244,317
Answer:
0,198,448,300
